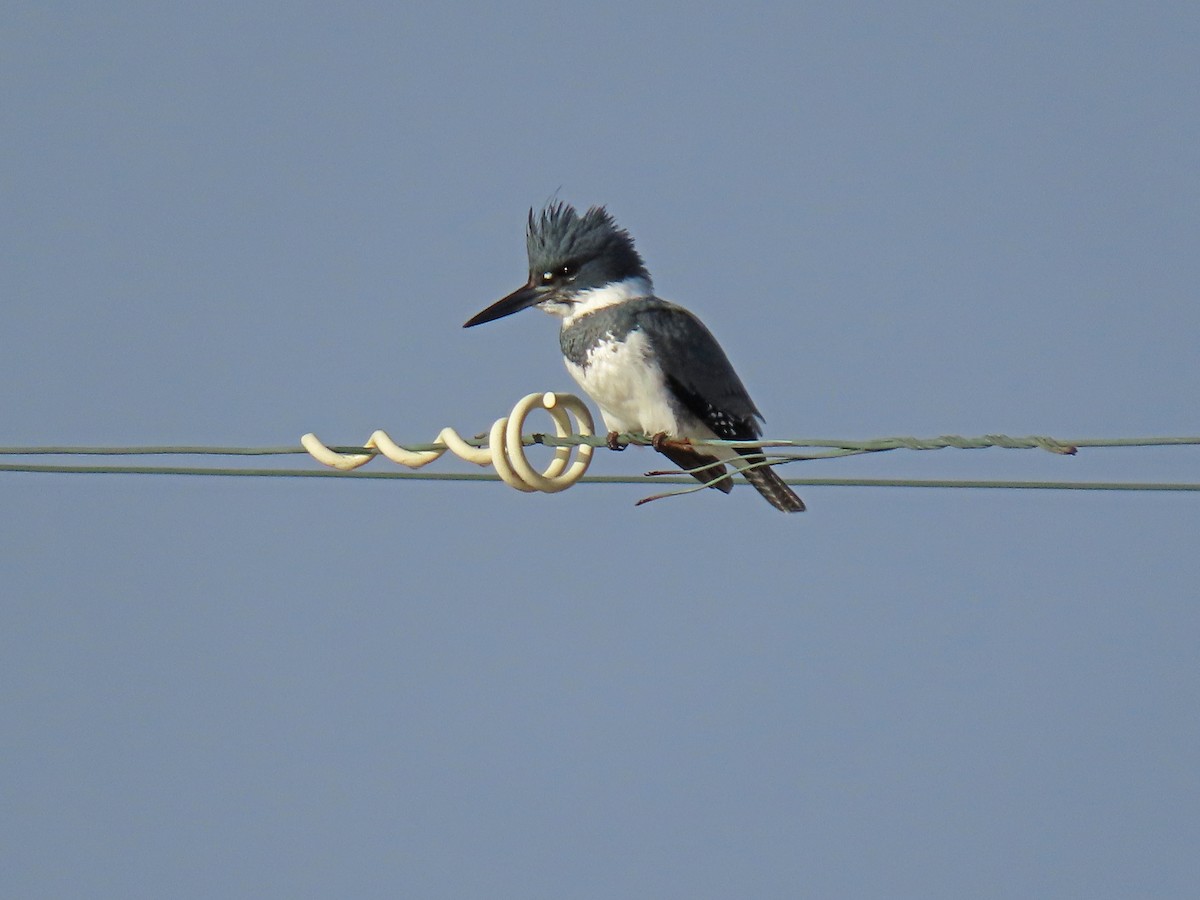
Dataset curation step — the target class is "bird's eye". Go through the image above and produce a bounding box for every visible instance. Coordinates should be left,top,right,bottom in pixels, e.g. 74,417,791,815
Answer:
539,262,578,284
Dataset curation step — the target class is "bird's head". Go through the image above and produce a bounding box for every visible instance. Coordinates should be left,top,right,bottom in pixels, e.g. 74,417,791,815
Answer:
464,202,650,327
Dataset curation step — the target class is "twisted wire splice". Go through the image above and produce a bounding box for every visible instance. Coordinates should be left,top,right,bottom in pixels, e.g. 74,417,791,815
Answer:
301,392,596,494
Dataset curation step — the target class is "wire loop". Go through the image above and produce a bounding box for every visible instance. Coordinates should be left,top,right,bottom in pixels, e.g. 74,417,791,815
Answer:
300,392,595,494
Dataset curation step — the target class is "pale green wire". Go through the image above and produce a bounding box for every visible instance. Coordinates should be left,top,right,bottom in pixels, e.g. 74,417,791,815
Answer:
1,463,1197,492
4,434,1200,455
2,434,1197,492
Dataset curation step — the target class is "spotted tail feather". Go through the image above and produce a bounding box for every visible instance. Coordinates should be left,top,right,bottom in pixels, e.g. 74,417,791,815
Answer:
737,452,806,512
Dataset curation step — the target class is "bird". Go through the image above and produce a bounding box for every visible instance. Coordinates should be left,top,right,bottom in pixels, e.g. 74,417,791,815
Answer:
463,202,805,512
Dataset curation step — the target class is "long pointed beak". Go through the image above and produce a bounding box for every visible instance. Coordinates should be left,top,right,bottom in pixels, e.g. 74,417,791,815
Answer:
463,282,543,328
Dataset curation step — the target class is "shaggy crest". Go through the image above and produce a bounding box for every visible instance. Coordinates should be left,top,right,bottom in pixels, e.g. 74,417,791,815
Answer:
525,202,649,284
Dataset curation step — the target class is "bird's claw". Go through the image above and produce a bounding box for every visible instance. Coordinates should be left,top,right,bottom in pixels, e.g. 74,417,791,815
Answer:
651,432,690,452
606,431,626,451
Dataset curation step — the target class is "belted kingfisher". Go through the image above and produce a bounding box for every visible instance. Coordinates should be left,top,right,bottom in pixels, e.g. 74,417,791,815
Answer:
464,202,805,512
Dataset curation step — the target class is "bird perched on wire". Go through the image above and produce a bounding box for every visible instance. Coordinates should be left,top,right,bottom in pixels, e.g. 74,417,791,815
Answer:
464,202,805,512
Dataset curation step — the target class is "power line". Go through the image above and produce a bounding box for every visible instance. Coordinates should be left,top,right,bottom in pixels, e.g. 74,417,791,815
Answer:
0,460,1197,492
4,434,1200,457
1,437,1197,492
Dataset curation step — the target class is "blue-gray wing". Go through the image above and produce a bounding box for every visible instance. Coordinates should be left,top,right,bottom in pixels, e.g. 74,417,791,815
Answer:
635,299,764,441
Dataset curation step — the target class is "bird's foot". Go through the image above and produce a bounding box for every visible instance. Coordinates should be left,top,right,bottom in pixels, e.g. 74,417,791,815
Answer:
651,432,690,452
606,431,626,451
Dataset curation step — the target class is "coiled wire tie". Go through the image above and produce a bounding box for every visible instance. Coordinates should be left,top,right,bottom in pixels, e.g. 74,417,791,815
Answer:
300,391,595,494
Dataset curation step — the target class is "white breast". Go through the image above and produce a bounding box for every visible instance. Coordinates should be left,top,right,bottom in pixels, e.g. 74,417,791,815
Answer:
563,330,685,436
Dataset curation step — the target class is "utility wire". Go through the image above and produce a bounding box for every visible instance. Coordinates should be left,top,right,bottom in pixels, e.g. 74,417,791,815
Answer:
4,434,1200,456
1,433,1197,492
0,461,1197,491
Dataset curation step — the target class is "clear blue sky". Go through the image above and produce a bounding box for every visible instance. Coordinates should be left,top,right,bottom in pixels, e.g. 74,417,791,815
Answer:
3,4,1198,897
